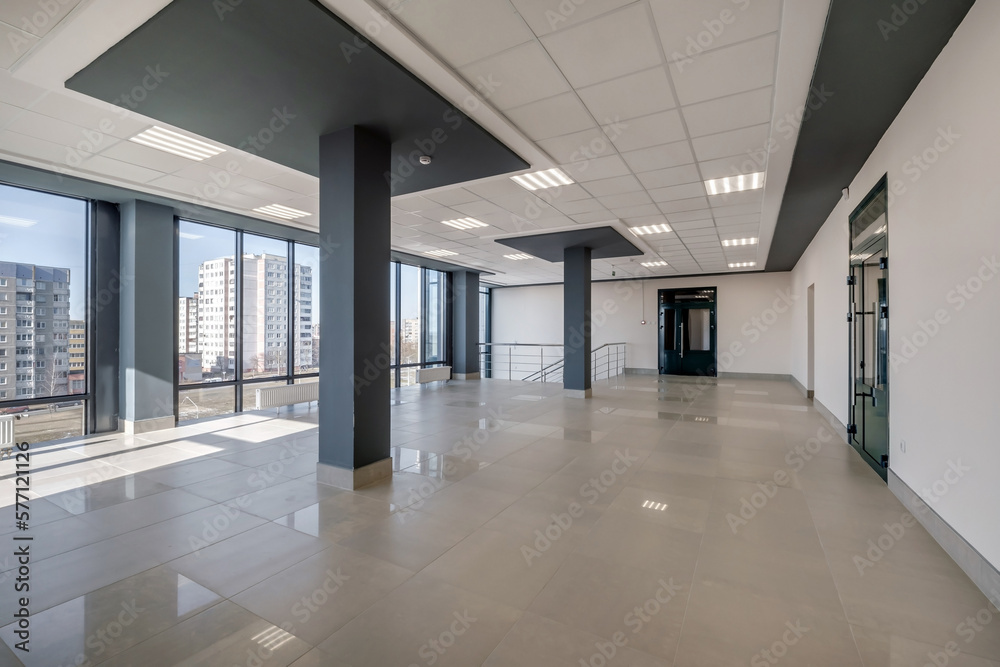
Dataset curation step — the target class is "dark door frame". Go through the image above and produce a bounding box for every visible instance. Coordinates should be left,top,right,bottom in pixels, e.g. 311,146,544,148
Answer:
658,287,718,377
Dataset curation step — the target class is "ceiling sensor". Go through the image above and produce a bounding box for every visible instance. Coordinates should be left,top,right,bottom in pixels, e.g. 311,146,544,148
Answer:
419,155,432,165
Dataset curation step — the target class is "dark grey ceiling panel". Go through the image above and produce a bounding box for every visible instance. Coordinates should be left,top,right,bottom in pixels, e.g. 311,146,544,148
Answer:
495,226,643,263
66,0,527,196
766,0,975,271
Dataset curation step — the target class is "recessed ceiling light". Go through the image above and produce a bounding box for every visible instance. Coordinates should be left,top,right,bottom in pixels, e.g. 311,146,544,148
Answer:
253,204,311,220
705,172,765,196
629,224,672,236
729,262,756,268
641,261,668,267
721,237,758,247
504,253,533,260
441,218,488,230
511,168,574,191
129,126,226,161
425,249,458,257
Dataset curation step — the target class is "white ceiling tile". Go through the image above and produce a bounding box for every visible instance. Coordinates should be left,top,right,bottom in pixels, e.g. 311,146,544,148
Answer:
235,180,301,202
581,175,643,198
697,155,763,180
505,92,595,141
99,139,196,173
28,92,116,129
537,128,615,163
263,172,319,196
0,23,38,68
562,154,631,181
540,4,663,88
692,123,770,162
708,190,763,208
147,174,203,195
0,0,83,37
79,154,165,184
465,178,528,200
712,203,763,218
669,34,778,106
510,0,634,36
552,198,609,215
658,197,709,214
570,210,617,224
393,0,534,68
605,109,685,153
598,191,652,209
392,195,438,212
0,100,22,129
608,203,660,218
542,183,594,202
458,41,571,110
0,70,46,108
7,111,96,148
577,66,676,122
651,0,781,61
648,182,707,203
0,129,81,164
670,220,714,231
666,209,713,223
682,87,774,138
635,164,702,189
422,188,481,207
620,141,694,172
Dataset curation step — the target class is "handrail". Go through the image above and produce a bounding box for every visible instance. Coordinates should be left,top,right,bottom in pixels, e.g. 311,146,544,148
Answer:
479,342,626,383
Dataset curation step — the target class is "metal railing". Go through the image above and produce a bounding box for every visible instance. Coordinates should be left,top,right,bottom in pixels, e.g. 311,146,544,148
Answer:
479,343,626,382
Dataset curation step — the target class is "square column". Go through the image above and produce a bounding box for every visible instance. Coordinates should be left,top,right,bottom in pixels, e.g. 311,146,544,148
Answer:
451,270,480,379
563,246,592,398
317,126,392,489
119,200,176,434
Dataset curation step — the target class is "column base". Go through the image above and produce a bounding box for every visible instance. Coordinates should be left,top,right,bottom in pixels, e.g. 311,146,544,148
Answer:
122,416,175,435
317,457,392,490
565,388,593,399
453,372,481,380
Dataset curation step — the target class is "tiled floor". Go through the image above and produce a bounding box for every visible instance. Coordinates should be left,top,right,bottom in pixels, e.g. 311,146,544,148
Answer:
1,376,998,666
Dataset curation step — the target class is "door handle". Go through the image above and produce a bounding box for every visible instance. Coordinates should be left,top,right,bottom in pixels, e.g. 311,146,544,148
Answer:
679,322,684,359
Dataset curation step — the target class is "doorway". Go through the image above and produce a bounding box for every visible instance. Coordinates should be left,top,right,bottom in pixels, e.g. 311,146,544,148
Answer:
849,178,889,479
659,288,717,377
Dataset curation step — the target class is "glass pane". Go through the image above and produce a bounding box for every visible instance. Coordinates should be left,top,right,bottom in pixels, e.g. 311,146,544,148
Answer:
243,234,289,379
399,366,418,387
399,264,421,366
389,263,397,366
479,288,488,344
293,243,318,375
0,400,84,443
424,269,447,363
179,385,234,422
663,309,675,350
242,379,291,411
686,308,711,352
178,220,237,383
0,183,87,401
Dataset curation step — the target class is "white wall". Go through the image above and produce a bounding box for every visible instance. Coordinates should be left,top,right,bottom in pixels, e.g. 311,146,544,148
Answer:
789,1,1000,569
493,271,793,375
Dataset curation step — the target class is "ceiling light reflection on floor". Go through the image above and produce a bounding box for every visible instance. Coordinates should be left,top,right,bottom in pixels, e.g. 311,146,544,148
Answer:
642,500,668,511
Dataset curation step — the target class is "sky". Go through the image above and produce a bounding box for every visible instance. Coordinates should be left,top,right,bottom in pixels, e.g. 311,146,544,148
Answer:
0,183,88,320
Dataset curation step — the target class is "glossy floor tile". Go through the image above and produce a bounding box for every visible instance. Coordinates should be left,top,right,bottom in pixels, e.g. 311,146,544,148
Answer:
0,376,997,666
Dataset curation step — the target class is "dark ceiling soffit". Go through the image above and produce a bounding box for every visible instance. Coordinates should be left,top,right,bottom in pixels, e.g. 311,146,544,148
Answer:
766,0,975,271
391,250,494,276
494,226,643,263
65,0,528,197
0,158,319,244
485,269,770,289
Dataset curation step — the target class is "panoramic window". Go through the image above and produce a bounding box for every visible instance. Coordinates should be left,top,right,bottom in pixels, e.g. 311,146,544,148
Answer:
293,243,319,375
242,233,289,380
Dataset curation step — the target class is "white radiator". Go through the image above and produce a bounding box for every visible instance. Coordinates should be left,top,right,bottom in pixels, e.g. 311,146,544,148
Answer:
1,415,14,449
416,366,451,384
255,383,319,411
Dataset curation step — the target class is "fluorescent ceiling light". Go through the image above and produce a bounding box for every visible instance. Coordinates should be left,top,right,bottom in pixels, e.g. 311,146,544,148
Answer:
628,224,671,236
441,217,488,230
705,172,765,196
0,215,37,228
425,249,458,257
721,237,758,247
729,262,756,268
504,253,533,260
511,168,574,191
641,261,668,267
129,126,226,161
253,204,311,220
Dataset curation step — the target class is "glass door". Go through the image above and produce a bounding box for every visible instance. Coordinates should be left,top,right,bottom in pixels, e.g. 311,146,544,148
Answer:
849,178,889,479
659,288,717,377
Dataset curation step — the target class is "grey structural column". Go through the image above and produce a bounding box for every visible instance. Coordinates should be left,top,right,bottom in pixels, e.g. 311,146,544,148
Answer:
451,270,480,380
563,246,592,398
119,200,176,434
317,126,393,489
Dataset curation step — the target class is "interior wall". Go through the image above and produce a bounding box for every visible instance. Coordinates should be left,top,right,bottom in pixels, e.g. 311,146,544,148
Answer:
492,271,793,375
789,0,1000,569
